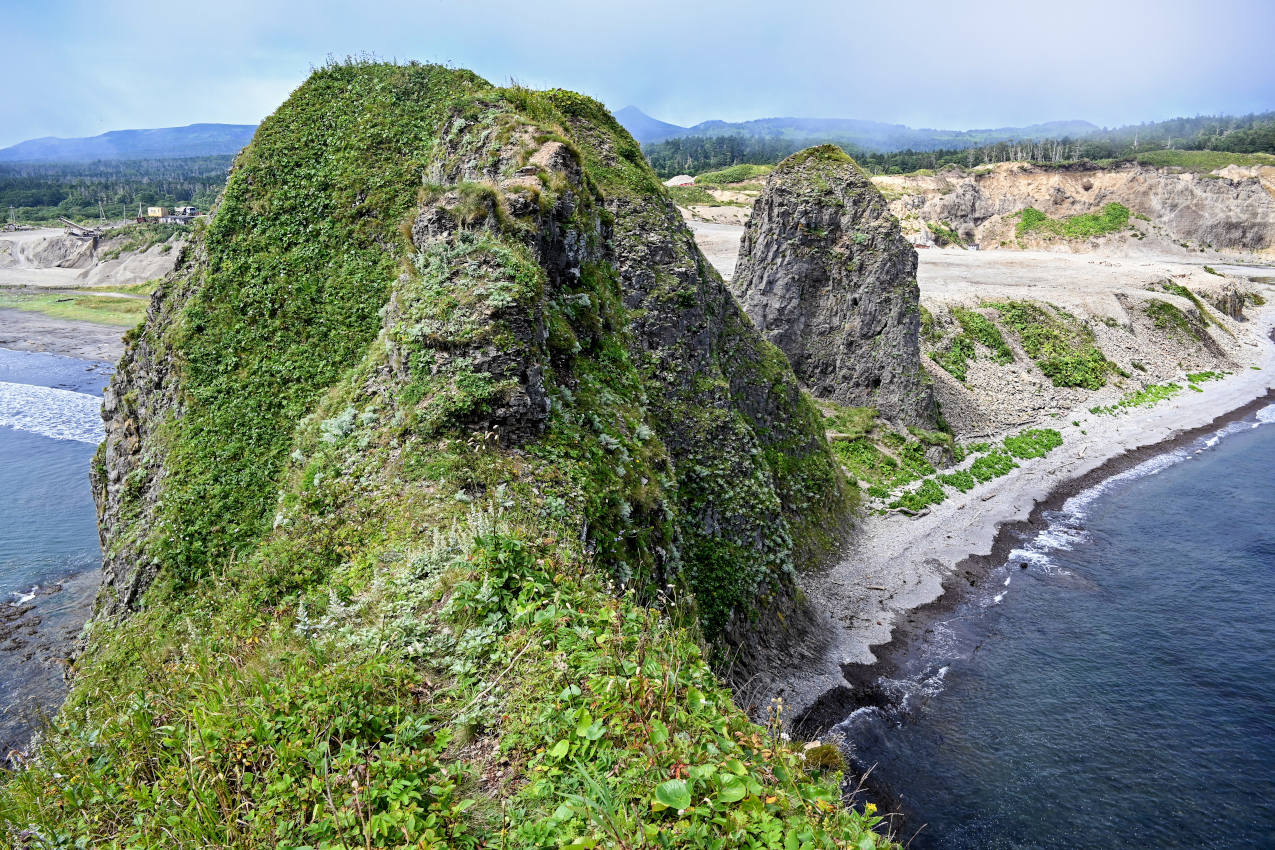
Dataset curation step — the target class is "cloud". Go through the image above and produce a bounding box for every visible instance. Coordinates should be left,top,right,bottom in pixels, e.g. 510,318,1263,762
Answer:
4,0,1274,147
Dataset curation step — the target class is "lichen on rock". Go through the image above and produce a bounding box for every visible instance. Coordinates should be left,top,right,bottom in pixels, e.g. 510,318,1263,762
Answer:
732,145,938,427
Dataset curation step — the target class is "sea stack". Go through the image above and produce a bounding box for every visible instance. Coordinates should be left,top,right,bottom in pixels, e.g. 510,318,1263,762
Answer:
732,145,937,426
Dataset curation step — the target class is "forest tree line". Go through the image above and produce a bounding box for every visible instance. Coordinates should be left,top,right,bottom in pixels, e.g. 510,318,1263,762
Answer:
2,156,233,223
643,112,1275,177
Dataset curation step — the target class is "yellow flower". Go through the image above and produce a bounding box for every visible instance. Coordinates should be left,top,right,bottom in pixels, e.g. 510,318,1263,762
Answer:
865,802,878,814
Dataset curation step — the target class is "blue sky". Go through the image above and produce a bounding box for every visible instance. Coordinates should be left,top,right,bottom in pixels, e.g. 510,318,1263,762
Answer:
5,0,1275,147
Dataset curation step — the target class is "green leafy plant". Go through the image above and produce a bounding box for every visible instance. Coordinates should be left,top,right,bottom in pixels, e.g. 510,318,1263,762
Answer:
1016,203,1131,239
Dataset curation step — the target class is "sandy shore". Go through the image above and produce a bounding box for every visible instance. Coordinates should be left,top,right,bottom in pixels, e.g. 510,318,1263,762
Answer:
0,309,125,362
774,302,1275,721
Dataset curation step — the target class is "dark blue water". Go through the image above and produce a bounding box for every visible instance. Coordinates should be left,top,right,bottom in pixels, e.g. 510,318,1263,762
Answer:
844,406,1275,849
0,347,108,751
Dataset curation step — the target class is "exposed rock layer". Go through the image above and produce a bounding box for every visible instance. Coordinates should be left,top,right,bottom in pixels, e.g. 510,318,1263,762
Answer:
876,161,1275,252
732,146,937,426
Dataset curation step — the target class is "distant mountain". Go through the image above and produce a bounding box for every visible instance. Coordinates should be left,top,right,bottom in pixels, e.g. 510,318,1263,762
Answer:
614,106,687,144
618,106,1099,153
0,123,258,163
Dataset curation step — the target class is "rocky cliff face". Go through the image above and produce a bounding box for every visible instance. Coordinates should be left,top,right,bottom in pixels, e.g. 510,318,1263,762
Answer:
876,161,1275,252
91,67,849,640
731,145,937,426
19,64,891,849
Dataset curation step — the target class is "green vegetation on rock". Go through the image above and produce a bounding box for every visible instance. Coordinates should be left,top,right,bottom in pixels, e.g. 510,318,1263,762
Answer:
1016,202,1131,240
1144,299,1200,339
0,61,886,849
985,300,1116,389
927,220,965,248
926,306,1015,383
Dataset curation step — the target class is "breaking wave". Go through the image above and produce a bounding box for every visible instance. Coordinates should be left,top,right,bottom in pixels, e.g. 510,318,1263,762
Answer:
0,381,103,444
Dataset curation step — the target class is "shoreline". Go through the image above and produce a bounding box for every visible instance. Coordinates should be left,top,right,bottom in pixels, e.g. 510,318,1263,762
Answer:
804,381,1275,731
771,306,1275,730
0,308,125,362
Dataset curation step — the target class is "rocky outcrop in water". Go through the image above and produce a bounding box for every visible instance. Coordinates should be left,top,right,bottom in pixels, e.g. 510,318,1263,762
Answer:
731,145,937,426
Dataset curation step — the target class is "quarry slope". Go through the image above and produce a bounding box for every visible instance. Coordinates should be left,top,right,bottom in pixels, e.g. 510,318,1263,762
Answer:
0,63,891,848
876,160,1275,254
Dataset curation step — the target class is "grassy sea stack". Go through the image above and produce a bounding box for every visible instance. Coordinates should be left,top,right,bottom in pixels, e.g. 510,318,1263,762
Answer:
732,146,938,427
1,61,891,848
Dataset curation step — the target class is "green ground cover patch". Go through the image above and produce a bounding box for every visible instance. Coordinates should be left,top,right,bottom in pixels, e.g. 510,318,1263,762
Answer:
877,427,1062,511
1131,150,1275,171
889,477,946,512
1003,428,1063,459
1144,299,1200,339
1090,382,1182,415
985,300,1115,389
953,307,1013,362
931,335,976,382
666,184,718,206
0,290,147,326
938,469,976,492
1016,202,1131,240
1157,281,1224,330
926,306,1016,384
970,450,1019,482
694,164,774,185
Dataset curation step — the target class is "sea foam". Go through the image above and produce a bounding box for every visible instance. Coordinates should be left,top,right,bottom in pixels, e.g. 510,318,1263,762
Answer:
0,381,103,444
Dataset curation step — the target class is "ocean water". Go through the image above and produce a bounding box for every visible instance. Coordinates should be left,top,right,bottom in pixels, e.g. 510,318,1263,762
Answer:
842,403,1275,849
0,347,108,752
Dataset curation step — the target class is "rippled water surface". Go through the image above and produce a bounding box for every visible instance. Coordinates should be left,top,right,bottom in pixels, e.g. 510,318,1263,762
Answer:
1,348,108,751
844,405,1275,849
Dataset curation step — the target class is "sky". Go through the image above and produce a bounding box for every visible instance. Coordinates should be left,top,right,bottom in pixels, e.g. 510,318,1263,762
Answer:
5,0,1275,148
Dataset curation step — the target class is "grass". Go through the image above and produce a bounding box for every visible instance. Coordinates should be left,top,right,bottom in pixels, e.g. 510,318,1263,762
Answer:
0,289,146,326
1016,202,1131,240
666,184,718,206
1130,150,1275,171
693,164,774,185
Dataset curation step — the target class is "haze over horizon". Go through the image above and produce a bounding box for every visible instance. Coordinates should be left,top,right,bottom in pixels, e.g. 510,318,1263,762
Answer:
5,0,1275,149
